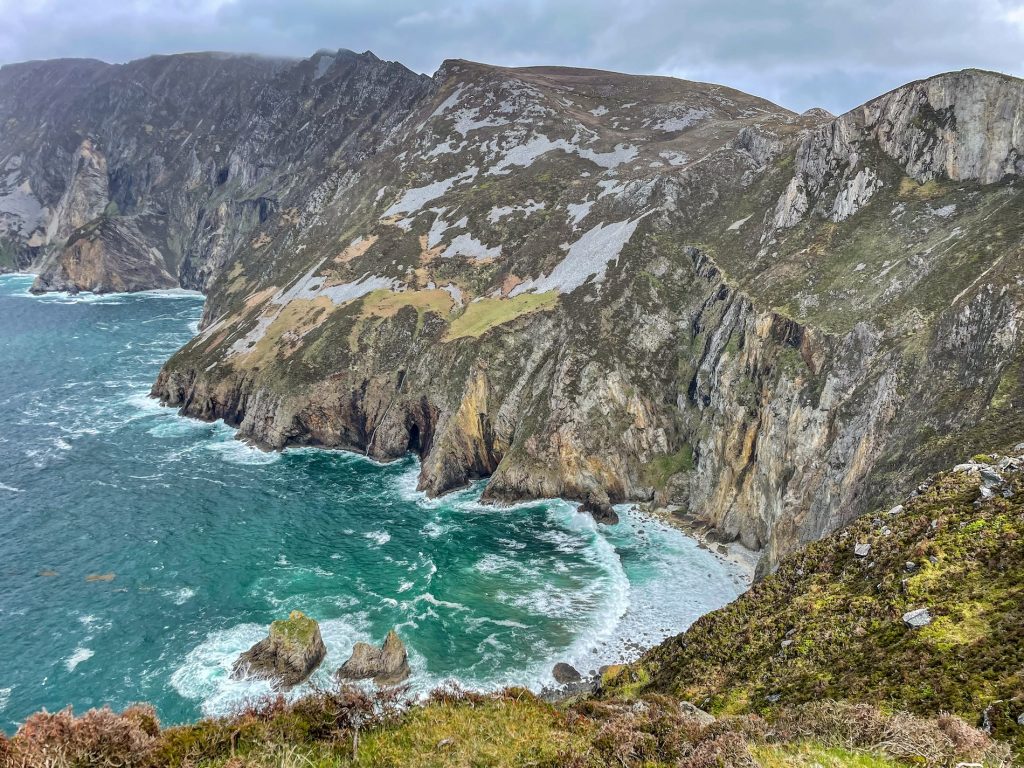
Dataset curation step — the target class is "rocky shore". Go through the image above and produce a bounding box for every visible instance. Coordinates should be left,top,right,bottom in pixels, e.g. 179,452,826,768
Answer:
630,503,760,584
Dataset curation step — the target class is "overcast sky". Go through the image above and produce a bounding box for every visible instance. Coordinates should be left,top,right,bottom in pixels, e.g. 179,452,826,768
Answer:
0,0,1021,113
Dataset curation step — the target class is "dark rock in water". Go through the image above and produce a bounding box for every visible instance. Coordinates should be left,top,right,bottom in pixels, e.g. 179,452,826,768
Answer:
337,628,410,685
581,494,619,525
552,662,582,684
232,610,327,689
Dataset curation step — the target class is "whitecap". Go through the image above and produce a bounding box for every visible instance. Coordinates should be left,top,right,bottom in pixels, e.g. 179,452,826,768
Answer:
203,429,280,465
363,530,391,547
171,617,370,716
65,647,94,672
168,587,196,605
0,686,11,711
409,592,468,612
0,482,23,493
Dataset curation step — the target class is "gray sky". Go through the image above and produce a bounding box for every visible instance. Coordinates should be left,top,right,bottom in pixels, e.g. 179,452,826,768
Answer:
1,0,1022,113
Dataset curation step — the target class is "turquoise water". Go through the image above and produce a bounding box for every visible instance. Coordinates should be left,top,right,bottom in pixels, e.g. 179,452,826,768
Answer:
0,273,744,727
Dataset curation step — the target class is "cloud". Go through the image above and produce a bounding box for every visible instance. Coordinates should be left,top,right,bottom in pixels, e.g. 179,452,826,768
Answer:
0,0,1020,113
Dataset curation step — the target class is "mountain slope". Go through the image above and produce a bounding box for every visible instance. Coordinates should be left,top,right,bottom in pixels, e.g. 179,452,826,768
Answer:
618,447,1024,757
2,55,1023,574
0,50,431,288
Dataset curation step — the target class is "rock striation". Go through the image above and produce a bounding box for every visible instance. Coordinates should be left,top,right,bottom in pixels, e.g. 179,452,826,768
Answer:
2,54,1023,573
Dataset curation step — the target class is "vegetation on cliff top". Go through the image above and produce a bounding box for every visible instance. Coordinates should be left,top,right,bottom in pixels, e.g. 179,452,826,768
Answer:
3,455,1022,766
612,452,1024,758
1,685,1010,767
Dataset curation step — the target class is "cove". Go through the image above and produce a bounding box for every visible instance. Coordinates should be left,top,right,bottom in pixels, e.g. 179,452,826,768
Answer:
0,273,745,726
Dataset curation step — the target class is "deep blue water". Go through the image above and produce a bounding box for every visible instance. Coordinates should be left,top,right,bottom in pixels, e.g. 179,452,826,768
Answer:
0,273,744,727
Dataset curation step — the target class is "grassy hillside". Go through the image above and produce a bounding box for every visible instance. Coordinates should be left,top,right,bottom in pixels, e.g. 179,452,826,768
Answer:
0,686,1011,767
616,450,1024,758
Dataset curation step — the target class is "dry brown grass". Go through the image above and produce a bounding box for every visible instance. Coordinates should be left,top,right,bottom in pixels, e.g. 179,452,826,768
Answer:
5,704,160,768
772,701,1011,767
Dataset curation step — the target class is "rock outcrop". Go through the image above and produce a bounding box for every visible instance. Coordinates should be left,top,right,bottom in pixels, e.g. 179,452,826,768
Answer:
552,663,583,684
232,611,327,689
0,50,432,291
627,449,1024,753
3,55,1023,574
337,629,411,686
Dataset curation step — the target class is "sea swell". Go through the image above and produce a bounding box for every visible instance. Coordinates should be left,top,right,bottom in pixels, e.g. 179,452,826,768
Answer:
0,273,745,725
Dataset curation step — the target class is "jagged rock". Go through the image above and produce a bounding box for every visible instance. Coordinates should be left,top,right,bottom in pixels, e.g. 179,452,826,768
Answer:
953,462,986,474
232,611,327,689
337,629,410,686
902,608,932,628
854,543,871,558
678,701,715,726
581,495,619,525
888,504,904,516
905,561,918,572
552,662,582,684
5,55,1024,580
1017,712,1024,726
980,467,1004,485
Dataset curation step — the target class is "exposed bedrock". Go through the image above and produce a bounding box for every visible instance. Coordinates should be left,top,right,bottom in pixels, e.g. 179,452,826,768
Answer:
4,52,1021,575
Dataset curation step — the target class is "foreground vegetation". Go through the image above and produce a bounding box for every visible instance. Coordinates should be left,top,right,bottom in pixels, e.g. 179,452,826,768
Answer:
0,685,1012,767
618,454,1024,759
4,453,1022,766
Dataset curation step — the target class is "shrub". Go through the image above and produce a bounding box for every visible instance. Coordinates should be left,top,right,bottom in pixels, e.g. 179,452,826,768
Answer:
681,731,758,768
772,700,1010,766
6,704,160,768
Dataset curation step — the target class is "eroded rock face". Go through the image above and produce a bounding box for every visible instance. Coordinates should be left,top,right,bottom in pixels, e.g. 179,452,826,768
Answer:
0,51,432,292
232,611,327,689
337,629,411,686
4,56,1024,574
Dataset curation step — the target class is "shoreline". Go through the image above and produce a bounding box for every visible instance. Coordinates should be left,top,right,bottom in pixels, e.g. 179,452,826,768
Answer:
629,503,760,585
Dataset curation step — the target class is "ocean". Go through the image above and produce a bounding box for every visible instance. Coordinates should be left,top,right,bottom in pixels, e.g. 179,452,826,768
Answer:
0,273,744,727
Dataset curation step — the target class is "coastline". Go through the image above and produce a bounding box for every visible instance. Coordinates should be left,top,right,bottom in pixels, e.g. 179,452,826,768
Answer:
630,503,760,585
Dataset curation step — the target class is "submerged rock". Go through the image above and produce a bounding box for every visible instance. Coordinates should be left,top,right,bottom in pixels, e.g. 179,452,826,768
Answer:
552,662,582,684
232,610,327,689
337,629,410,686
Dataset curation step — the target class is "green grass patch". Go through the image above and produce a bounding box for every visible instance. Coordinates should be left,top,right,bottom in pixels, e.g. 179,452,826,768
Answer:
645,445,694,489
355,698,589,767
445,291,558,340
753,742,902,767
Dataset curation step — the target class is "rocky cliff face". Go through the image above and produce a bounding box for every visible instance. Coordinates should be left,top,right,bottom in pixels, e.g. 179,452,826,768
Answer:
3,54,1022,573
0,50,431,287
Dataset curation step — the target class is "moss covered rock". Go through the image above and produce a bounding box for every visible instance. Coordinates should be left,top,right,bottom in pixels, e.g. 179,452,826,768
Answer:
231,610,327,689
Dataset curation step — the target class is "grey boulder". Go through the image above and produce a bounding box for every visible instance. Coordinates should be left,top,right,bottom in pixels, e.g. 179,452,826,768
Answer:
902,608,933,628
337,629,411,686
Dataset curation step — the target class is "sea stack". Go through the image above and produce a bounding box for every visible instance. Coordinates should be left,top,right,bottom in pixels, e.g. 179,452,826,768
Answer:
232,611,327,689
337,629,411,686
